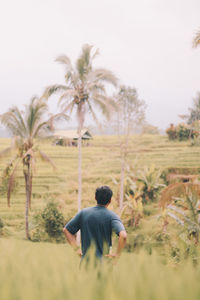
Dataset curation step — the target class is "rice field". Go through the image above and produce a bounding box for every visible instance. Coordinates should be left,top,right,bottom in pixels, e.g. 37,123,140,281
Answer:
1,134,200,300
0,134,200,237
1,238,200,300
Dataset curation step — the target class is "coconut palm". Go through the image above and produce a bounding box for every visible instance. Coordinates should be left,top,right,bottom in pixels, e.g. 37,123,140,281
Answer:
193,30,200,48
43,44,118,213
0,97,68,239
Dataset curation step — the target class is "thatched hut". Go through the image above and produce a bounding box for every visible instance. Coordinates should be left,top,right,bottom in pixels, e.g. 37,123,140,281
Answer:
53,129,93,146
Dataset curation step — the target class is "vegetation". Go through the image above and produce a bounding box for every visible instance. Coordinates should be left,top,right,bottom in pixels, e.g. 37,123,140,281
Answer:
1,134,200,237
180,92,200,124
114,85,146,210
0,31,199,299
0,97,67,239
31,201,65,242
0,218,4,229
0,133,200,299
43,44,118,213
166,123,197,141
193,29,200,48
1,239,200,300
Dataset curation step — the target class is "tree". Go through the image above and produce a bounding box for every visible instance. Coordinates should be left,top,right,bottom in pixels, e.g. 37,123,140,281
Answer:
43,44,118,213
180,92,200,126
193,30,200,48
187,93,200,124
0,97,67,239
115,86,146,210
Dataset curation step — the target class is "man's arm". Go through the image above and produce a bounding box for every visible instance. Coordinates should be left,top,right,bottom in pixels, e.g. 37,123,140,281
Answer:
116,230,127,256
112,230,127,257
110,214,127,257
106,230,127,258
63,227,82,256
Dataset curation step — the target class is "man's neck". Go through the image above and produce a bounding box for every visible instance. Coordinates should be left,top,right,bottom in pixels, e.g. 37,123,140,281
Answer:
97,203,109,208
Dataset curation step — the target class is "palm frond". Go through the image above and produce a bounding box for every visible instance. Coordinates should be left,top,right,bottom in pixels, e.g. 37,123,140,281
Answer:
58,89,77,106
46,112,69,132
55,55,72,70
43,84,67,99
26,97,48,137
0,108,27,138
92,95,110,119
37,150,56,170
92,94,117,119
59,101,75,116
76,44,93,79
167,212,184,226
193,30,200,48
31,121,50,138
6,157,20,207
86,99,99,125
88,68,118,87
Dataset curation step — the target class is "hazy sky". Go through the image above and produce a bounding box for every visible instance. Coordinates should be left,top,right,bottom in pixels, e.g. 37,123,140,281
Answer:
0,0,199,129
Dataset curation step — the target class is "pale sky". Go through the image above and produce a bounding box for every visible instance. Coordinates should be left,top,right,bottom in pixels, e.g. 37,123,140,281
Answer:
0,0,199,130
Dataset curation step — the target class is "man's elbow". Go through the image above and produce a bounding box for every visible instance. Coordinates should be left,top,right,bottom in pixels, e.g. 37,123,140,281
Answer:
119,230,127,242
63,227,67,233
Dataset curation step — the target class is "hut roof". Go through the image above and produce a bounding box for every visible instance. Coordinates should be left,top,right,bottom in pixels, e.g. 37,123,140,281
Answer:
53,129,92,140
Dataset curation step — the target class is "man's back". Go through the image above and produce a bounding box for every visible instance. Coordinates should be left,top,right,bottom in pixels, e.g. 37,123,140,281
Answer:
65,206,125,258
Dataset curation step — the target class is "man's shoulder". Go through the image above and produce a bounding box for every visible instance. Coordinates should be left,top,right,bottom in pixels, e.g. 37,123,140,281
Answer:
107,209,121,219
81,207,96,214
81,206,120,219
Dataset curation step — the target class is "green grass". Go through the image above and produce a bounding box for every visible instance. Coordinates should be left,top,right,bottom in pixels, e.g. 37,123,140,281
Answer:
1,238,200,300
1,135,200,299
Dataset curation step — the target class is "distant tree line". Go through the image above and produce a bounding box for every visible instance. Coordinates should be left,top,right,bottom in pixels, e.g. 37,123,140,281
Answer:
166,93,200,142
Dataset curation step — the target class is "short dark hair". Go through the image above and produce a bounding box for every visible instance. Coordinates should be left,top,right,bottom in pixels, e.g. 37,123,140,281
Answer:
95,186,113,205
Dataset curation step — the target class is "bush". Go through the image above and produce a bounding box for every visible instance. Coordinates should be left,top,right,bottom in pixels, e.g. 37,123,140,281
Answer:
41,202,65,239
166,124,177,140
31,202,65,243
166,123,198,141
176,124,192,141
0,218,4,229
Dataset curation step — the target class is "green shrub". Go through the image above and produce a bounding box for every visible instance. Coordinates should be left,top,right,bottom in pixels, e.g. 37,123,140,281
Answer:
176,124,191,141
0,218,4,229
166,123,198,141
166,124,177,140
31,201,65,243
41,202,65,239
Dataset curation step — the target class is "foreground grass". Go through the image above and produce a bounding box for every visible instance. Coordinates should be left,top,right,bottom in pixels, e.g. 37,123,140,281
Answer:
1,239,200,300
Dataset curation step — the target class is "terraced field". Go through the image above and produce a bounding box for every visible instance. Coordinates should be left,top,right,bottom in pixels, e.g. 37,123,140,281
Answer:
0,135,200,237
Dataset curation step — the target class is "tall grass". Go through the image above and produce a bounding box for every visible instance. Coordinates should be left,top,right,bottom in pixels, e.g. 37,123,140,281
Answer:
1,238,200,300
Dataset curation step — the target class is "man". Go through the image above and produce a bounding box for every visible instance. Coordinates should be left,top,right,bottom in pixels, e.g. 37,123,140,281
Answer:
63,186,127,259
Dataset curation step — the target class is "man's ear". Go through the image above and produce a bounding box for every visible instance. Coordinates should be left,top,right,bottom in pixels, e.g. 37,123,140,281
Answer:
107,199,111,206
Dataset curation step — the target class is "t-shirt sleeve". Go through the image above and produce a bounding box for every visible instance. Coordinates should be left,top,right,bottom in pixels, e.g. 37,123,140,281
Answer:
65,211,82,234
111,214,125,236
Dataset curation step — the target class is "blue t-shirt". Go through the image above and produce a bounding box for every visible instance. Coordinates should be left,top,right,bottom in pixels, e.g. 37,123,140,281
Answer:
65,206,125,258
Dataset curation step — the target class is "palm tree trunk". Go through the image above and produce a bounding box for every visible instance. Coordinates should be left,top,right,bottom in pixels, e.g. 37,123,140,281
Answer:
119,145,125,211
119,134,129,211
29,174,32,210
24,160,31,240
77,111,83,244
77,121,82,213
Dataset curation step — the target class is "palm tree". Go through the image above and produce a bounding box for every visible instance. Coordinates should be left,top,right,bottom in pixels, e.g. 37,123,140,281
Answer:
43,44,118,213
193,30,200,48
0,97,68,239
